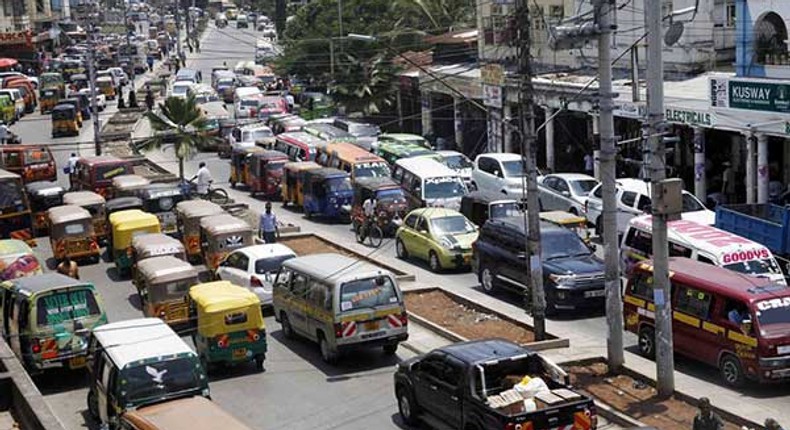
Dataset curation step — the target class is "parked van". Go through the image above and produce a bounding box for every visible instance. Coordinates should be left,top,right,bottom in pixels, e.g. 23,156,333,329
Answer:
86,318,210,427
317,141,390,181
273,253,408,363
274,131,324,161
624,257,790,386
621,216,787,285
391,157,468,211
233,86,260,104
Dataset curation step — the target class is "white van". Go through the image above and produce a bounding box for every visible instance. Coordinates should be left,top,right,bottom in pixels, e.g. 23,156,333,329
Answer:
234,86,260,104
391,157,468,211
621,215,787,285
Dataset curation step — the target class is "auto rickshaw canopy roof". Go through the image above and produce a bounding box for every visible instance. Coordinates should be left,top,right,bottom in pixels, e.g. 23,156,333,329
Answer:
122,396,254,430
47,205,92,224
3,272,90,295
132,233,185,257
284,161,321,173
354,177,400,192
136,255,197,284
106,196,143,212
200,214,251,235
51,104,75,116
175,199,224,218
303,167,348,181
112,174,151,189
63,190,106,206
251,150,288,162
139,183,183,199
26,181,65,196
78,155,125,166
189,282,264,336
109,209,160,231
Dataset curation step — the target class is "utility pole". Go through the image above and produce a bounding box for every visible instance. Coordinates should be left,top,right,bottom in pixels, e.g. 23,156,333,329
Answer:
645,0,674,397
79,2,102,155
516,0,546,341
175,0,183,62
596,0,623,372
125,2,135,85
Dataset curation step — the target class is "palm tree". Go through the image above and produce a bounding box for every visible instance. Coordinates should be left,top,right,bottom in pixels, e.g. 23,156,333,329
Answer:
140,95,217,180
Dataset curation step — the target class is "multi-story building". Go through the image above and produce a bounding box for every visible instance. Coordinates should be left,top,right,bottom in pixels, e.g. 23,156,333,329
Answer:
1,1,30,32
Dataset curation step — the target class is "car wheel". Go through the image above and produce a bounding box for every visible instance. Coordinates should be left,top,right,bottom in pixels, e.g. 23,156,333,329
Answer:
395,238,408,259
428,251,442,272
397,386,419,426
383,343,398,355
86,390,99,420
480,266,497,293
638,326,656,359
720,354,745,387
280,312,294,339
254,354,265,372
319,334,338,364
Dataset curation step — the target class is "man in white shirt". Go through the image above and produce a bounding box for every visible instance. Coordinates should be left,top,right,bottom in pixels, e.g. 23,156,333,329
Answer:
192,162,213,196
360,196,376,240
67,153,80,189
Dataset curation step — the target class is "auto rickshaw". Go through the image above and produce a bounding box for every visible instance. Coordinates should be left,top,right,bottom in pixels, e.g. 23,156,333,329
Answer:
229,146,264,188
25,181,65,236
105,196,143,221
0,239,42,281
281,161,321,207
131,232,186,271
112,174,151,199
70,73,89,92
39,72,66,98
460,190,521,227
199,214,253,271
63,191,108,245
539,210,592,246
140,184,186,236
51,105,79,137
95,76,116,100
175,200,225,263
350,177,409,236
109,209,161,277
135,256,198,328
48,205,101,263
39,88,60,114
246,150,287,198
189,281,266,372
56,98,83,126
302,168,353,220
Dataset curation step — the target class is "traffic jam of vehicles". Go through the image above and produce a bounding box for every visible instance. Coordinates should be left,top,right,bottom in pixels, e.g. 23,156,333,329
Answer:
0,2,789,430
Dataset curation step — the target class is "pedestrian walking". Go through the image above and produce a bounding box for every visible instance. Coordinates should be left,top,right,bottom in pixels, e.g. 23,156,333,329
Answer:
583,152,594,176
0,121,8,145
195,39,200,53
56,255,79,280
67,152,79,189
692,398,723,430
259,202,279,243
145,86,155,111
146,55,154,72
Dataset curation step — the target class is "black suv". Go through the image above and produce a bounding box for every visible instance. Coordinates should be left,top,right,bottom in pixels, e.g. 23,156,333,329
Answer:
471,216,605,314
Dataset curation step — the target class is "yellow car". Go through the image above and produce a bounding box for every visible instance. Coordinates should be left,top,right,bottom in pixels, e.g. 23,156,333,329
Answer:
395,208,478,272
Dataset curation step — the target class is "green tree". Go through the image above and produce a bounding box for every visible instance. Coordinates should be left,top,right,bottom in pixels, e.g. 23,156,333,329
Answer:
140,95,217,181
396,0,476,32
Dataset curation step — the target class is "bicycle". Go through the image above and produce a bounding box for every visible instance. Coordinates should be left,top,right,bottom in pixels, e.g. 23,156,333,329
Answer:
181,180,230,205
355,217,383,248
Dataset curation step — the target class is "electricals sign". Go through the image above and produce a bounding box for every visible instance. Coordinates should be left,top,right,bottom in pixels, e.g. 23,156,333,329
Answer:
710,76,790,113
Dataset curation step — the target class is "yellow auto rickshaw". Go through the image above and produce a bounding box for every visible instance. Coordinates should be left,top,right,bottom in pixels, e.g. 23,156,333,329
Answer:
281,161,321,207
111,174,151,199
48,205,101,263
63,191,108,245
189,281,266,372
135,255,198,328
109,209,161,277
51,104,79,137
229,146,264,188
175,200,225,263
199,214,253,271
96,76,116,100
39,88,60,114
539,210,592,245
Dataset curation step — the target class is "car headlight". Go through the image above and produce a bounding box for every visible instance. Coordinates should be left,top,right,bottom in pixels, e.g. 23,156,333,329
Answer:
549,273,575,285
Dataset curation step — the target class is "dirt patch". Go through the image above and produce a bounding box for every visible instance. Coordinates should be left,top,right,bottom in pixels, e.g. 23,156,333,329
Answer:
566,362,741,430
279,235,357,259
405,289,535,344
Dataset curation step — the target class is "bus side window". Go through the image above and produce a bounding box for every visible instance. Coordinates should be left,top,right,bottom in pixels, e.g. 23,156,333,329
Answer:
675,284,712,320
625,228,652,255
629,273,653,300
697,255,715,265
669,241,692,258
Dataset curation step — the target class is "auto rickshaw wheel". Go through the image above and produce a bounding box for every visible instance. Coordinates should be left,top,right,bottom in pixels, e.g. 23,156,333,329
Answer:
200,355,211,374
87,390,99,420
254,355,265,372
280,312,294,339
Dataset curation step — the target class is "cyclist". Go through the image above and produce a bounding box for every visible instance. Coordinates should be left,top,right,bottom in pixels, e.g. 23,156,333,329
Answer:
359,195,377,241
191,162,213,198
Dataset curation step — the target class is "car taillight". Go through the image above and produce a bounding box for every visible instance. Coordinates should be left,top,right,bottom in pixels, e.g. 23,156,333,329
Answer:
504,423,524,430
250,276,262,287
399,311,408,326
247,329,261,342
334,322,343,338
31,338,41,354
90,240,99,251
216,335,229,348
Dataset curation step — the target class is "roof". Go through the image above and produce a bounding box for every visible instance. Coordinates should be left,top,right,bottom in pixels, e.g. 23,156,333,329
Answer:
354,177,400,190
304,167,348,180
284,161,321,172
380,133,427,141
637,257,788,303
109,209,160,229
136,256,197,283
9,272,87,294
409,207,465,219
476,152,522,162
544,173,597,182
175,200,224,218
629,216,767,256
26,181,65,195
92,318,194,369
63,191,105,205
238,243,296,260
486,216,563,235
0,239,34,257
106,196,143,211
47,205,92,223
189,281,261,312
200,214,251,234
132,233,183,250
440,338,531,365
0,169,20,180
277,131,325,146
251,150,288,160
281,253,391,286
395,157,458,178
139,183,182,198
124,396,253,430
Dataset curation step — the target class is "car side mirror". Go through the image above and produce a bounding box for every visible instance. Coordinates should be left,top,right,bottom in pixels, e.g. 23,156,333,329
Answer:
494,170,502,178
418,229,428,235
561,191,571,197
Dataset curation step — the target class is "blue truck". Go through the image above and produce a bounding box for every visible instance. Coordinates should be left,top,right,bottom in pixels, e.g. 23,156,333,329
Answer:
715,203,790,263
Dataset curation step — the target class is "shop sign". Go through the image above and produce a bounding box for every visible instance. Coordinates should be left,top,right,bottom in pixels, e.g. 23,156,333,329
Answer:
711,76,790,114
0,31,32,47
483,84,503,108
613,101,646,119
665,108,712,126
482,63,505,86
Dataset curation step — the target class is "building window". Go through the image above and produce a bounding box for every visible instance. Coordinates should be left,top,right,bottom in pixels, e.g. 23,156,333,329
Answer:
531,5,545,30
726,3,736,27
754,12,789,65
549,5,564,24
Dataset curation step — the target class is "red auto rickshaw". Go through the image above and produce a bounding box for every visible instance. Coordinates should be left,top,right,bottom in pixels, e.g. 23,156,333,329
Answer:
246,150,287,197
0,145,57,183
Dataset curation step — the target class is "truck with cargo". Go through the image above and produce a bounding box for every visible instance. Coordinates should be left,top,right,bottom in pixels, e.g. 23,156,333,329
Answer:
715,203,790,275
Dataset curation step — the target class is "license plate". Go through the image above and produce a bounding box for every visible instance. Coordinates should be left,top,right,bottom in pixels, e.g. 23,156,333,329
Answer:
778,345,790,355
232,348,247,360
585,289,605,298
364,321,380,331
69,356,86,369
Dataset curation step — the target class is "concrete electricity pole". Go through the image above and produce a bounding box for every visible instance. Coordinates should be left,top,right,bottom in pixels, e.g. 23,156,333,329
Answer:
645,0,674,396
596,0,623,372
516,0,546,341
175,1,184,61
79,2,102,155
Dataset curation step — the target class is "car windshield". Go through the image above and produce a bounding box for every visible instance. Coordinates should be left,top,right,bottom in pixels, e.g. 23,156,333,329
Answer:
217,78,234,86
723,258,781,276
542,230,591,260
430,215,476,236
36,288,101,326
324,177,352,192
120,357,201,405
348,123,379,137
376,188,405,202
423,177,466,200
490,202,521,219
353,162,390,178
339,276,398,312
502,160,526,177
441,154,473,171
681,193,705,211
255,254,295,274
241,99,260,107
172,85,188,95
24,149,51,165
755,297,790,328
570,179,598,196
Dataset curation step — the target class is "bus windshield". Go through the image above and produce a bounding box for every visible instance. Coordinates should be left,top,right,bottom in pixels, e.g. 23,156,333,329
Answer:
121,357,202,405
